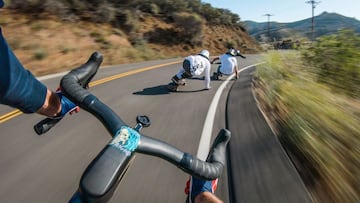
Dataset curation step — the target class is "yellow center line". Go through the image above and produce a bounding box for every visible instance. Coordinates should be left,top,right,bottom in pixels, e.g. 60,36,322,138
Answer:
0,109,23,123
0,60,181,123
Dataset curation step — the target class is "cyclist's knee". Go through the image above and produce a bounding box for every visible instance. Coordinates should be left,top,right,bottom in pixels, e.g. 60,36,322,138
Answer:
181,72,192,79
182,59,192,78
217,65,222,73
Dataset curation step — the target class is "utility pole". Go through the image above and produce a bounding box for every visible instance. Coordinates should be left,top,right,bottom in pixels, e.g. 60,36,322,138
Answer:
306,0,320,41
264,14,273,41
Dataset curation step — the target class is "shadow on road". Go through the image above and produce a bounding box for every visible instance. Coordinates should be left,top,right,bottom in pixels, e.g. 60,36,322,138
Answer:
133,84,208,95
133,85,170,95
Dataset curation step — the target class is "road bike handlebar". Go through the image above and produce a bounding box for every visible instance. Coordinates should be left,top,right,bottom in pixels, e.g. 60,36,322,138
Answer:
59,52,231,202
33,52,103,135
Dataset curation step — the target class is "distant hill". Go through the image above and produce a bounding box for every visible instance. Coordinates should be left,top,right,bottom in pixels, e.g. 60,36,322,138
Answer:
244,12,360,42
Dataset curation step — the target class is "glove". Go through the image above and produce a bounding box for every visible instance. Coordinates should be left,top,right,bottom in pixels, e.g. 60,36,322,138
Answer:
185,176,218,203
55,88,79,117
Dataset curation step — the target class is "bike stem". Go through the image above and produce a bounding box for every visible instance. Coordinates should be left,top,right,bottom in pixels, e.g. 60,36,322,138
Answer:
134,123,143,132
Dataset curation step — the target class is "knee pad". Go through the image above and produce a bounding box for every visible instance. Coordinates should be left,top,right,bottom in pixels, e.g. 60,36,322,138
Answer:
183,59,191,72
181,72,192,79
182,59,192,78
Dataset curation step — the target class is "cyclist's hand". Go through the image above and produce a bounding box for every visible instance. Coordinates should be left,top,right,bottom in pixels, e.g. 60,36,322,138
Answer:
185,176,218,203
55,88,79,117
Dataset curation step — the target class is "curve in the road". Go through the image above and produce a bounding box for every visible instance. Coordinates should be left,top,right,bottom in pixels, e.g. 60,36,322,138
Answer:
197,63,263,160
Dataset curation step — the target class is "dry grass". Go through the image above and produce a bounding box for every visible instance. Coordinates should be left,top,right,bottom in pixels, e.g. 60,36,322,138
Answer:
1,9,259,76
1,10,166,76
2,13,134,75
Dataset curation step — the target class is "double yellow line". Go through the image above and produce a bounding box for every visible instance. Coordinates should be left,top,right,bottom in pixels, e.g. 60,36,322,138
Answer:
0,60,180,123
0,109,22,123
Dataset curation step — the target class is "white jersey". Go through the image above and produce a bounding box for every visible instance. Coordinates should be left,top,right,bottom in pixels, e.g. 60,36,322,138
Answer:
176,55,211,89
219,54,238,75
185,55,211,76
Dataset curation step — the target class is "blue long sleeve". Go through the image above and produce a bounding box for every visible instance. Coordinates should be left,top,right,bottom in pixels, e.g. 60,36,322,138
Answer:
0,28,47,113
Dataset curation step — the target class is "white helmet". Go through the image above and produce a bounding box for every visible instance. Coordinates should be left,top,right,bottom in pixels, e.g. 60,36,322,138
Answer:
198,50,210,59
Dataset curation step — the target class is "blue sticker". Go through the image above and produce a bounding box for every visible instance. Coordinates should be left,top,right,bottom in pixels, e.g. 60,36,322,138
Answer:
109,126,140,152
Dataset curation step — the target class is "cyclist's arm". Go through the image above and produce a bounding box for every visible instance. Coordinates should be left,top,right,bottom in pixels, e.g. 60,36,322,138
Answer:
37,89,64,117
0,28,64,117
211,57,219,64
204,61,211,89
234,64,239,78
232,58,239,78
0,28,48,114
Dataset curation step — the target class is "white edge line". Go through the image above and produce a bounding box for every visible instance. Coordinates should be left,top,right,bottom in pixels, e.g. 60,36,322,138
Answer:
197,62,264,160
37,71,68,81
36,64,120,81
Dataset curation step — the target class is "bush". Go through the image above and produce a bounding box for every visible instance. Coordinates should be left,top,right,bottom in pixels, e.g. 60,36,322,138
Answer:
199,3,221,24
60,47,76,54
173,12,204,46
92,2,116,23
33,49,48,60
7,0,243,28
302,29,360,98
8,0,43,13
115,9,140,34
139,2,160,15
149,0,189,15
42,0,69,18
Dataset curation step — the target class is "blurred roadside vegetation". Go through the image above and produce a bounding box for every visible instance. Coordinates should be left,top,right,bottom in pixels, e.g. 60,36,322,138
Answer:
254,29,359,203
303,30,360,98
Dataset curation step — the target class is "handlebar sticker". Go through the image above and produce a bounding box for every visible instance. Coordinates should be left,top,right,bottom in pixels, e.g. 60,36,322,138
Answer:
109,126,140,153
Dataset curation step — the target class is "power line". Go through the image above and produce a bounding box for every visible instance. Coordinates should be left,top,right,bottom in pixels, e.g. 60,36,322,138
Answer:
263,14,274,41
306,0,320,41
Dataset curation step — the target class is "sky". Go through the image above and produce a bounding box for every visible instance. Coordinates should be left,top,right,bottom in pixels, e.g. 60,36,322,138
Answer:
201,0,360,23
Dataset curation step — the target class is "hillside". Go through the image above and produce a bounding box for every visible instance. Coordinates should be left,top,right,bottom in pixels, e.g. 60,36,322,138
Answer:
0,1,260,76
245,12,360,41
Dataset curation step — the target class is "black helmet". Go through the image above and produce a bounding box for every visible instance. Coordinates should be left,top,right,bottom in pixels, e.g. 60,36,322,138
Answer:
227,48,236,56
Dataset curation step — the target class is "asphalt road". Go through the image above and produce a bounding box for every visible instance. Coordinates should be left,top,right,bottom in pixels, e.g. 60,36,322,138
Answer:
0,54,312,203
